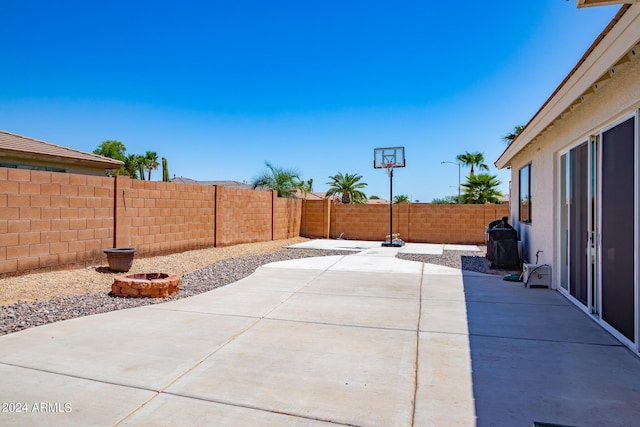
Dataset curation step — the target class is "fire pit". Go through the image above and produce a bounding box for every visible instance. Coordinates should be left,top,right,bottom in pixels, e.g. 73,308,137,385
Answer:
112,273,180,298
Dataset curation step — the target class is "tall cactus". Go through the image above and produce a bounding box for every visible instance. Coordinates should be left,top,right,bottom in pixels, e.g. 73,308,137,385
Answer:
162,157,170,182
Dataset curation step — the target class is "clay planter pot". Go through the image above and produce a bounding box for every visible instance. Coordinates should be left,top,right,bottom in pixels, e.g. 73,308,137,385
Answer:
104,248,136,272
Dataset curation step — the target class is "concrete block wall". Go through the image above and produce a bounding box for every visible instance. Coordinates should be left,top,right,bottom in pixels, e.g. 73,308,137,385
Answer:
273,195,302,240
331,204,410,241
215,186,273,247
0,166,508,276
302,201,509,244
0,168,303,276
300,199,330,238
115,177,216,254
407,204,509,244
0,168,115,274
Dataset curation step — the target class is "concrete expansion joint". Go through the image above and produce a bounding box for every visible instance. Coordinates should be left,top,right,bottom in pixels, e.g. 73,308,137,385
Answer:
156,391,363,427
410,261,425,427
466,299,570,307
160,317,263,392
266,316,416,333
467,332,626,348
0,360,163,396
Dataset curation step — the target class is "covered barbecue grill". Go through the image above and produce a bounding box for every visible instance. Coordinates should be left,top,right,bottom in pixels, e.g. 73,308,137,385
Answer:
486,217,520,269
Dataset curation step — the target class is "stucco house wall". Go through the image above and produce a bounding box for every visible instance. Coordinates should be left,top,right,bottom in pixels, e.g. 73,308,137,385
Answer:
507,53,640,267
497,3,640,353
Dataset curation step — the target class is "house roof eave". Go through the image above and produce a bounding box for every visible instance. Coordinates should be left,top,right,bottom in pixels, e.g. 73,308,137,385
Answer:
495,4,636,170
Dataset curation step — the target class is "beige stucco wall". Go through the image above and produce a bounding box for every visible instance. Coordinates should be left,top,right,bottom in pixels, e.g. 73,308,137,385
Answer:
0,154,116,176
507,54,640,279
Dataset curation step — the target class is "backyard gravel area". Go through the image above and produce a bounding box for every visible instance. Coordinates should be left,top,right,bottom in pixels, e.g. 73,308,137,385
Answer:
0,238,489,336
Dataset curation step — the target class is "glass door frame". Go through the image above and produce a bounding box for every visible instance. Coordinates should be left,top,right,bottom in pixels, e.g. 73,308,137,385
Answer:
558,139,595,310
596,111,639,349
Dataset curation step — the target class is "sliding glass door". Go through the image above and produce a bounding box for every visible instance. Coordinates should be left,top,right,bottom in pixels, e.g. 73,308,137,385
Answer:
600,116,636,342
561,114,637,347
560,141,592,307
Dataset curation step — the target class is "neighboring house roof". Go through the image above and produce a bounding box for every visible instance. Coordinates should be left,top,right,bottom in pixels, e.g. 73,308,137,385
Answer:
171,176,254,190
0,130,123,169
496,4,638,169
289,190,339,201
367,198,390,204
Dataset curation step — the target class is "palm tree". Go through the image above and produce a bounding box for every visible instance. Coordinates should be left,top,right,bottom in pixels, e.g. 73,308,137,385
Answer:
252,161,303,198
143,151,159,181
502,125,524,145
393,194,411,204
123,154,144,179
325,172,367,204
461,174,503,204
456,151,489,175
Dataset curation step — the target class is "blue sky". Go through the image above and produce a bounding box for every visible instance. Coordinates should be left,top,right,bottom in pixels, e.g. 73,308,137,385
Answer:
1,1,620,201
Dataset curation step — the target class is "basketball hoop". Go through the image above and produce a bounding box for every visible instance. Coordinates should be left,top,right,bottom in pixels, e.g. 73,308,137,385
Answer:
383,162,395,176
373,147,406,247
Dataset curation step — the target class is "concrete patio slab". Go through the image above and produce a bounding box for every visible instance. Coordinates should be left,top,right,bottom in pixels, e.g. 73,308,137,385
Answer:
2,238,640,426
267,291,420,330
299,270,421,298
263,255,344,271
401,243,444,255
120,394,335,426
444,244,481,251
165,318,417,427
464,299,620,344
228,267,327,292
287,239,481,255
146,286,294,318
422,263,464,275
286,239,380,251
420,298,470,334
414,332,476,427
327,252,422,274
422,273,467,301
0,308,257,390
0,364,156,427
468,334,640,426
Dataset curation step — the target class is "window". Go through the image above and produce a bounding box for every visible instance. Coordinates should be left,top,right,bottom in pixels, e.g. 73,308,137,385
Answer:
519,164,531,222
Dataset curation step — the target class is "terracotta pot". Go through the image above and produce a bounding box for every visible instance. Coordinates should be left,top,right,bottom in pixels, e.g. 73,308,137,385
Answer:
104,248,136,272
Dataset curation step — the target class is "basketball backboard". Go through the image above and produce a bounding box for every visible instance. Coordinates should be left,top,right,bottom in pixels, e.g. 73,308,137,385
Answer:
374,146,406,169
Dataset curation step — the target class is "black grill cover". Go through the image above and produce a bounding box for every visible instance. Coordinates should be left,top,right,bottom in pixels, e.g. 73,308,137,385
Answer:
486,227,519,269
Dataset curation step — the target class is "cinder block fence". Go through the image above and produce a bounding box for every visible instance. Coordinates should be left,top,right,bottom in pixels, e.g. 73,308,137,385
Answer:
301,199,509,244
0,169,300,276
1,167,507,276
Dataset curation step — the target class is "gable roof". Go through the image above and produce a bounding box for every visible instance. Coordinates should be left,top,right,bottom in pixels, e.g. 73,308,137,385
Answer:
496,4,638,168
0,130,123,169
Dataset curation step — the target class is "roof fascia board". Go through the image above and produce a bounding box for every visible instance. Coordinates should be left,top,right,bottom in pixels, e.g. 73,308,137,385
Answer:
496,5,639,169
0,148,123,169
577,0,635,8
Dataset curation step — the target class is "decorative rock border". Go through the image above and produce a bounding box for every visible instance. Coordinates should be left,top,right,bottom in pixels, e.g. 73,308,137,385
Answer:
112,273,180,298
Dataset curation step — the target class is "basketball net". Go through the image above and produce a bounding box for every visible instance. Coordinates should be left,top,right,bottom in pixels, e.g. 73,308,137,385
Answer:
383,162,395,177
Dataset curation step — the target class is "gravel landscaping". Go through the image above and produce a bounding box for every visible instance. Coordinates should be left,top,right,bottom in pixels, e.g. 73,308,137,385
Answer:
397,249,489,272
0,239,489,336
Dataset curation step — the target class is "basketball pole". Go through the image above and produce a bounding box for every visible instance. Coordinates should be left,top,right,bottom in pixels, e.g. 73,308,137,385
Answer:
382,165,402,247
388,167,393,245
